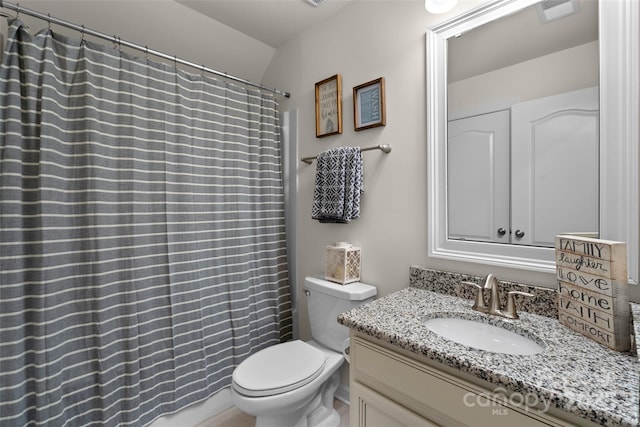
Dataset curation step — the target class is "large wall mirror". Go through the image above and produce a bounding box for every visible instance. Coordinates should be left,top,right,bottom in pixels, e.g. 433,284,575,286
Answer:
426,0,639,283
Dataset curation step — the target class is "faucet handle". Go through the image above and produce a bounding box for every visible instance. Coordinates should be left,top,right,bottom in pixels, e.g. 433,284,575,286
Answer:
504,291,534,319
461,281,488,312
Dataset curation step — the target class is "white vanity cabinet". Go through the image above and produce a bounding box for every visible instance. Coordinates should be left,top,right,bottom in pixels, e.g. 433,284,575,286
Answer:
349,333,598,427
446,87,598,248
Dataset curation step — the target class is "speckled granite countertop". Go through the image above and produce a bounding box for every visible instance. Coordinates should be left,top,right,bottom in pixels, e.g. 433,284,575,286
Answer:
338,287,640,427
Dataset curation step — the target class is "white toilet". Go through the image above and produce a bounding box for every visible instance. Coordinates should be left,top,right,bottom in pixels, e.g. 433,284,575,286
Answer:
230,276,377,427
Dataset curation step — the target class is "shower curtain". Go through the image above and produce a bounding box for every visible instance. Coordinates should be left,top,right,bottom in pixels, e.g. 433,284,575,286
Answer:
0,20,292,426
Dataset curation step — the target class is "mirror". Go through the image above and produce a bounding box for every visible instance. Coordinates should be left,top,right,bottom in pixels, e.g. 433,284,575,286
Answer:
426,0,639,283
447,1,598,248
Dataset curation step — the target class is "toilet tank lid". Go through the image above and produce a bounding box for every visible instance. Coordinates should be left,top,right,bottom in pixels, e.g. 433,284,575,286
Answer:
304,276,377,300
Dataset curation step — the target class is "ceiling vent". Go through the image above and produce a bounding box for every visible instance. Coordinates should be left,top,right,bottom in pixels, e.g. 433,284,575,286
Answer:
536,0,581,23
305,0,326,7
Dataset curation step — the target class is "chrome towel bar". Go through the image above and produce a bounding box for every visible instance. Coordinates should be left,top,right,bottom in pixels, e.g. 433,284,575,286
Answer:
301,144,392,164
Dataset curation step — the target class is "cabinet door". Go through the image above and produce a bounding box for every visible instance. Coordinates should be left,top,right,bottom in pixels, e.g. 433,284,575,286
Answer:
351,381,438,427
511,87,599,247
448,110,510,243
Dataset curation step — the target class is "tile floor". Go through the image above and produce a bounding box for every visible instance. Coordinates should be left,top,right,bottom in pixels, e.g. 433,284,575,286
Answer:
196,399,349,427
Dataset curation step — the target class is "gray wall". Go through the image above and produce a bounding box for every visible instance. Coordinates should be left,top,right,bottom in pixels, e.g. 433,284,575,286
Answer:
261,0,567,343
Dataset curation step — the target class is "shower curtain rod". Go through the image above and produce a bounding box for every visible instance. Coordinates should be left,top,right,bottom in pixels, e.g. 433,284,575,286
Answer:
0,1,291,98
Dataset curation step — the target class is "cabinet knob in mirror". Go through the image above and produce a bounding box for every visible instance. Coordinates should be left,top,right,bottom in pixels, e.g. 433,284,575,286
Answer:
515,229,525,238
497,228,506,236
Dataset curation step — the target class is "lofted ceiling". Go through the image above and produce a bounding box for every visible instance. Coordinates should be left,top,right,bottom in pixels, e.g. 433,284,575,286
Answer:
448,0,598,82
2,1,599,80
176,0,355,48
178,0,598,82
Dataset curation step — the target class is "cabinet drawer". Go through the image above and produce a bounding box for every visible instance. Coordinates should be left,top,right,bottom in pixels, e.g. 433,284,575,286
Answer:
351,337,565,427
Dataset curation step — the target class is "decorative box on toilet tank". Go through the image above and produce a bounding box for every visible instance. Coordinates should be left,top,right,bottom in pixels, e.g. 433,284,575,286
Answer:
325,242,361,284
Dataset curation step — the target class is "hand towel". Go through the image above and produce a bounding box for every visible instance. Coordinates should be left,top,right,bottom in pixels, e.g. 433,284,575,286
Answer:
311,146,364,223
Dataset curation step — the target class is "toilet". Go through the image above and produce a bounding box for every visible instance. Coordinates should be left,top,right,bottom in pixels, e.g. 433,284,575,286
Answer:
230,276,377,427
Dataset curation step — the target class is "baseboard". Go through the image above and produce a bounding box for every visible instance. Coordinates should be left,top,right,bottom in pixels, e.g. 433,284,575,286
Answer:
148,388,233,427
334,383,350,406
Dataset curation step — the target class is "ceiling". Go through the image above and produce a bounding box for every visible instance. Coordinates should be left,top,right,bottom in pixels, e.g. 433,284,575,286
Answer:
176,0,355,48
448,0,598,82
174,0,598,81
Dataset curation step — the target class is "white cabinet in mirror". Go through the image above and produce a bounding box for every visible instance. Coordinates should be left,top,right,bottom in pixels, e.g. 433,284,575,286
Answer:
448,87,599,247
426,0,639,283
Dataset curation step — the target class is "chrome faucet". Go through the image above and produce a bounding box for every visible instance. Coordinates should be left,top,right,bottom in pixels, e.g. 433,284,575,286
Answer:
462,274,533,319
487,274,504,315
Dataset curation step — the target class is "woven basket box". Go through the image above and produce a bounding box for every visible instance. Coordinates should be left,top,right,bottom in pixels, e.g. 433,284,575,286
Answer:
325,243,361,284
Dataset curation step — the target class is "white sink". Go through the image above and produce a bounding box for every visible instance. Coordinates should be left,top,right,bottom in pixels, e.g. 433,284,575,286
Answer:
423,317,544,355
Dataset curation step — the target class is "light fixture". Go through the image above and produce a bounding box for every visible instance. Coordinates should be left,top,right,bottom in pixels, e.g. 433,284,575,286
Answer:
305,0,325,7
425,0,458,14
535,0,581,23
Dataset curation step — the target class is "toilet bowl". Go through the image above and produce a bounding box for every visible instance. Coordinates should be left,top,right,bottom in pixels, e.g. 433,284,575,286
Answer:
231,340,343,427
230,276,377,427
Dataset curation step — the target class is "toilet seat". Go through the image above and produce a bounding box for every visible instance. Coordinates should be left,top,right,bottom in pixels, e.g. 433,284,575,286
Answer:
232,340,327,397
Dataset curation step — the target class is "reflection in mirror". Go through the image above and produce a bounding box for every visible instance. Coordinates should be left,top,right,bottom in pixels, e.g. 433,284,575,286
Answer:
446,1,598,248
426,0,639,282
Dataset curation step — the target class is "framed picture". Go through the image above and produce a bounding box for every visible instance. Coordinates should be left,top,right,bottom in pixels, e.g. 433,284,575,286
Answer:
353,77,386,131
315,74,343,138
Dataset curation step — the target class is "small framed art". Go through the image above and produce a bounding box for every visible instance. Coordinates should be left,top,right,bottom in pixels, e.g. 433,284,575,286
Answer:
353,77,386,131
315,74,343,138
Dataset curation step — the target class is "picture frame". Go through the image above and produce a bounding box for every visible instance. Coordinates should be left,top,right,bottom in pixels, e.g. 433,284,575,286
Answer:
353,77,386,131
315,74,343,138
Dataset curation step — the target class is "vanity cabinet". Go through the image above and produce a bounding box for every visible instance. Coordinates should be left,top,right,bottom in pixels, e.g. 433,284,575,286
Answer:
349,333,595,427
446,87,598,248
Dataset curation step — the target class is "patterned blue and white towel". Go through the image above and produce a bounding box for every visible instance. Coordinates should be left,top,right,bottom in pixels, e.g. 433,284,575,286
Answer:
312,146,364,223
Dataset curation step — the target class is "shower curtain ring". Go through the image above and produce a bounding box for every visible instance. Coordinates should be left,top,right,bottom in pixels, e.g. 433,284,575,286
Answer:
16,2,19,18
81,25,85,42
144,46,148,61
47,13,51,30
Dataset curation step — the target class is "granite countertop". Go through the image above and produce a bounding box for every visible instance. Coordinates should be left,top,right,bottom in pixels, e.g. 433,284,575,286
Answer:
338,287,640,427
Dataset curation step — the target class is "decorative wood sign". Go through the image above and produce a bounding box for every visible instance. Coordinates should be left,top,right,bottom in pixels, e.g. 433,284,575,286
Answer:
555,235,630,352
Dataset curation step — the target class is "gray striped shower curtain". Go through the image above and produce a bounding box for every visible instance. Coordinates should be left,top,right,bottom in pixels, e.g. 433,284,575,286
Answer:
0,20,292,426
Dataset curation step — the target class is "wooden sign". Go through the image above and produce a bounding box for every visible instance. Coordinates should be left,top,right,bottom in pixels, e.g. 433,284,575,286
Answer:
555,235,630,351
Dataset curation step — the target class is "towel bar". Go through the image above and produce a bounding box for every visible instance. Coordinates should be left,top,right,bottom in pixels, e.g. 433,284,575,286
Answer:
301,144,392,164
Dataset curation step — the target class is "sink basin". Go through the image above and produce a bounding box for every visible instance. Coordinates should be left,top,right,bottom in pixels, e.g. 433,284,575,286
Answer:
423,317,544,355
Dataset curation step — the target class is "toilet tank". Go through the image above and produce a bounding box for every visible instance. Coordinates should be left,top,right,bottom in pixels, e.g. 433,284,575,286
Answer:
304,276,377,352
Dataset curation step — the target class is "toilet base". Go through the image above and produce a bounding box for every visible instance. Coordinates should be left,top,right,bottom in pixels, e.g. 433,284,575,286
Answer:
252,370,341,427
306,405,341,427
